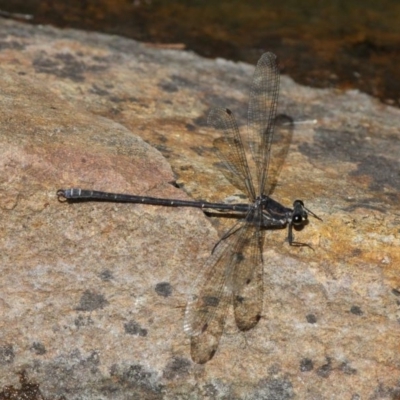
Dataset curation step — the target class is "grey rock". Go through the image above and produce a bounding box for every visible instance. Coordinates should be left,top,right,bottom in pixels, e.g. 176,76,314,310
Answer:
0,18,399,399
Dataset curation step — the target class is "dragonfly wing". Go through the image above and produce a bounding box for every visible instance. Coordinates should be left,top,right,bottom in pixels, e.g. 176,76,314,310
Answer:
209,107,256,201
189,308,226,364
266,114,294,194
184,220,248,363
232,218,264,331
247,52,280,195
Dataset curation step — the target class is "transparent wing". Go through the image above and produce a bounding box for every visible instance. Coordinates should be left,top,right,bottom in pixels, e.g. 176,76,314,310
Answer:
184,219,258,363
247,52,280,196
183,223,241,336
233,221,264,331
189,309,226,364
266,114,294,194
209,108,256,201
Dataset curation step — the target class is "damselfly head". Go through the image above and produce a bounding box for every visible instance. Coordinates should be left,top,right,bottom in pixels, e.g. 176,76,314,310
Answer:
292,199,308,226
292,199,322,224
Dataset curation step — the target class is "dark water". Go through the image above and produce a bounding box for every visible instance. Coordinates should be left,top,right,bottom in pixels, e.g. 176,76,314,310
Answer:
1,0,400,106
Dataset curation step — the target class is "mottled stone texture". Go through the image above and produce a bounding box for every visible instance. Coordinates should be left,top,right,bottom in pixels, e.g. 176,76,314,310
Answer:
0,18,399,399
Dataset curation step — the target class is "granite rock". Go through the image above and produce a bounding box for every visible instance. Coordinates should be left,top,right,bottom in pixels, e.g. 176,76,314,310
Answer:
0,19,399,399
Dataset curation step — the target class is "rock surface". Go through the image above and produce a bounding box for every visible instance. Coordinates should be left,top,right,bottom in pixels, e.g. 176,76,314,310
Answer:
0,18,399,399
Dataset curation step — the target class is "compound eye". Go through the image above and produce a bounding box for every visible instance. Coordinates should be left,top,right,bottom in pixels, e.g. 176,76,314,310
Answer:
292,214,304,225
293,199,304,207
